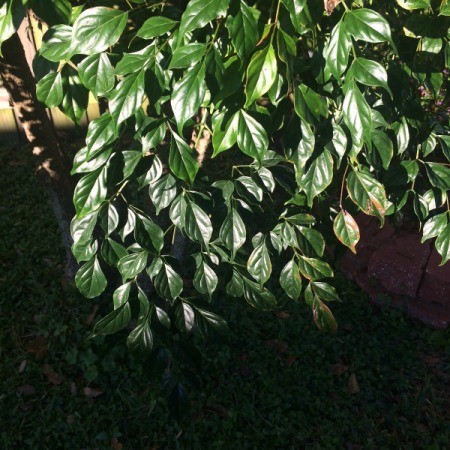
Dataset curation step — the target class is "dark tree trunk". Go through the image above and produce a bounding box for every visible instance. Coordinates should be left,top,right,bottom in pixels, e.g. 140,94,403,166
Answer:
0,31,77,278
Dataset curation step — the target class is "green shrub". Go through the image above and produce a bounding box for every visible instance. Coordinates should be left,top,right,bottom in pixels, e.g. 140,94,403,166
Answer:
1,0,449,349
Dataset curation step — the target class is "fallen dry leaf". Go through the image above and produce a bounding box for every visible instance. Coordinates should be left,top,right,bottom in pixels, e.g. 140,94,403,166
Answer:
17,384,36,396
83,386,103,398
111,437,124,450
42,364,63,385
275,311,290,320
332,363,348,377
286,355,299,367
348,373,360,394
70,382,77,397
27,335,49,360
324,0,341,14
204,403,228,418
18,359,27,373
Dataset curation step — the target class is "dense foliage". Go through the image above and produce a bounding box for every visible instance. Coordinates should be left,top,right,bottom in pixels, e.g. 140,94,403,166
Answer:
1,145,449,448
1,0,449,350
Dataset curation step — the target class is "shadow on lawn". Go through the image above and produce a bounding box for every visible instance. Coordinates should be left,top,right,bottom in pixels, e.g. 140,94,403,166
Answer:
0,145,449,449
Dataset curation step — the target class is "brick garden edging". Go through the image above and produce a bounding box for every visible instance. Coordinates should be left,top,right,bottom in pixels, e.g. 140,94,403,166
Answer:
339,214,450,329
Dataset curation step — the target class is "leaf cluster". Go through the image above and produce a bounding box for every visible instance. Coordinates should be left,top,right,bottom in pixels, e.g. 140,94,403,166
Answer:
1,0,449,350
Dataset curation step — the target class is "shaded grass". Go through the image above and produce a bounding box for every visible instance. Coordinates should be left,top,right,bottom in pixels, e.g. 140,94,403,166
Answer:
0,145,449,449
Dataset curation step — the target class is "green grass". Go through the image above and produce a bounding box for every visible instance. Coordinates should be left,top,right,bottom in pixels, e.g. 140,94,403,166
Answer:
0,145,449,449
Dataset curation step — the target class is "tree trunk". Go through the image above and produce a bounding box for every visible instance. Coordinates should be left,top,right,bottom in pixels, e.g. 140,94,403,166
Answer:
0,31,77,278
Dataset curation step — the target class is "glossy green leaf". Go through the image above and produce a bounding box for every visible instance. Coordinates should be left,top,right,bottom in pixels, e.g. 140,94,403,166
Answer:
347,167,389,224
85,114,117,157
440,0,450,15
425,163,450,190
344,8,393,44
421,212,448,243
351,58,392,96
285,214,316,226
149,174,178,214
258,168,276,192
195,307,228,333
134,215,164,253
169,43,206,69
396,0,430,10
28,0,71,26
311,282,340,302
193,260,218,297
127,320,153,353
93,302,131,335
333,210,360,254
113,282,131,308
312,297,337,333
169,194,188,229
72,146,113,175
115,45,155,76
325,20,352,80
281,221,299,248
219,207,246,257
109,69,145,125
105,204,119,236
242,277,277,310
122,151,142,180
169,133,199,184
395,119,410,155
212,111,239,157
281,0,307,33
294,84,327,124
185,200,213,247
298,256,333,281
155,306,171,329
226,270,244,297
155,262,183,300
296,226,325,257
343,81,372,148
435,224,450,265
247,240,271,285
78,53,115,97
279,259,302,300
60,66,89,125
137,16,177,39
75,257,107,298
245,44,277,107
73,162,109,218
237,176,263,203
102,238,128,266
36,72,63,108
370,129,394,170
171,62,206,131
175,301,195,332
136,117,166,153
72,7,128,55
0,0,25,54
118,251,148,280
40,25,74,62
227,0,260,60
236,110,269,164
71,210,99,247
179,0,230,36
297,149,334,206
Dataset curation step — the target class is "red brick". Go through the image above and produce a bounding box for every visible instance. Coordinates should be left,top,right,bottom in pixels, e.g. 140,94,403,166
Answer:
367,233,431,298
408,300,450,330
417,250,450,308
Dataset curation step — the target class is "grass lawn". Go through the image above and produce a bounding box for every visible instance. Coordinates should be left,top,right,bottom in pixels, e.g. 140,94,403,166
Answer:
0,145,449,449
